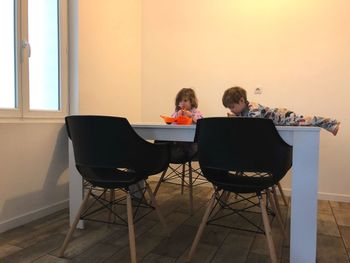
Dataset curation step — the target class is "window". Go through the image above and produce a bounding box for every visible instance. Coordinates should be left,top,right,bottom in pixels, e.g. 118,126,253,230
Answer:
0,0,68,118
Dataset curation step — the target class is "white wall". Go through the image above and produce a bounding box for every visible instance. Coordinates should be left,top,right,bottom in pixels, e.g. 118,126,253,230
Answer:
0,123,69,233
77,0,141,121
141,0,350,201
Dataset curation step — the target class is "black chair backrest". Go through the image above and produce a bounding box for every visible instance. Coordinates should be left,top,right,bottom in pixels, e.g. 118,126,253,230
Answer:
65,115,149,169
196,117,292,181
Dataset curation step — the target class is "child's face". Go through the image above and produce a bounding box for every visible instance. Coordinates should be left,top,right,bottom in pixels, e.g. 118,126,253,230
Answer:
178,97,192,110
227,97,246,115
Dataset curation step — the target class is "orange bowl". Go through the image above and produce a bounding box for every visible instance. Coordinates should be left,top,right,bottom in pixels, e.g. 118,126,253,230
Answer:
160,115,176,124
175,116,193,125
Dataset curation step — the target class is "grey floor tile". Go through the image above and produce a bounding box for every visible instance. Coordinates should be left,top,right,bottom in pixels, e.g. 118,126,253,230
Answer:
151,224,197,258
1,234,64,263
316,234,349,263
0,183,349,263
339,225,350,257
141,253,176,263
318,200,333,214
32,254,70,263
175,243,217,263
330,201,350,210
332,208,350,227
317,212,341,237
210,232,253,263
0,243,22,259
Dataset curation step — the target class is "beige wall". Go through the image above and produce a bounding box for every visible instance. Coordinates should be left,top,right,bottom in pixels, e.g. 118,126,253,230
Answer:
141,0,350,200
0,123,68,232
78,0,141,122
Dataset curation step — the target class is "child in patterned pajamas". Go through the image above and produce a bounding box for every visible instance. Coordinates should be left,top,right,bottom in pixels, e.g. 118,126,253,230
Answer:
222,86,340,135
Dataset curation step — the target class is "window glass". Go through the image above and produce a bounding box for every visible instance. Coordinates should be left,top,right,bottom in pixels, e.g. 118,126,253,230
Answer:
0,0,16,109
28,0,60,110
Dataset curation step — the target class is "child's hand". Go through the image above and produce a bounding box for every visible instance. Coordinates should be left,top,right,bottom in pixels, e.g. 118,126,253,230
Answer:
177,109,193,118
182,110,193,118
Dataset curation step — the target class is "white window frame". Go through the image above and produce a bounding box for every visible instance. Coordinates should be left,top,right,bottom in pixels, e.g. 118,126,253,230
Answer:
0,0,68,119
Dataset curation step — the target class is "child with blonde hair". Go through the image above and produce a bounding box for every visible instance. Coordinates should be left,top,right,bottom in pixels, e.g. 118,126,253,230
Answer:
222,86,340,135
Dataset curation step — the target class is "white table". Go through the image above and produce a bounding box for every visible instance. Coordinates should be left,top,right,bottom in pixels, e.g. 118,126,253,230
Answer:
68,123,320,263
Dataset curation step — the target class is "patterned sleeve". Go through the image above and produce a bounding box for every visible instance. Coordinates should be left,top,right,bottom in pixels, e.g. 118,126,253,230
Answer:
247,102,264,118
191,108,203,123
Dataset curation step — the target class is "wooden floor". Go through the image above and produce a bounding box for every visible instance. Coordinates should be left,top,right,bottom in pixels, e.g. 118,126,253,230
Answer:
1,179,350,263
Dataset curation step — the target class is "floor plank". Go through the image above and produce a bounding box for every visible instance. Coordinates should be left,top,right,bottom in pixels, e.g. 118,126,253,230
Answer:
0,182,349,263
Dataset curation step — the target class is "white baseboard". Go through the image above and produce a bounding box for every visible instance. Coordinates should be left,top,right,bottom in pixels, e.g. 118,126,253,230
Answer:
317,192,350,203
279,188,350,203
0,199,69,234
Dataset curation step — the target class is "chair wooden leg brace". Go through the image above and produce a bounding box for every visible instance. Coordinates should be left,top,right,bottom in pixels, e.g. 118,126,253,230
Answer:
145,182,170,237
277,182,288,206
271,185,283,219
267,189,288,242
259,194,278,263
59,188,92,257
108,189,115,223
126,192,137,263
188,162,193,215
153,168,168,197
222,191,231,203
187,192,216,262
181,164,186,194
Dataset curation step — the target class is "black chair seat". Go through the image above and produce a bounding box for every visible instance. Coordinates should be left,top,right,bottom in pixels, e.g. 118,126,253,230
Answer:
77,166,149,189
203,170,275,193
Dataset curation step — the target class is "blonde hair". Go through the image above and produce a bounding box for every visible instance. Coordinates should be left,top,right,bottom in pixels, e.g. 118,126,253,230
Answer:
175,88,198,111
222,86,248,107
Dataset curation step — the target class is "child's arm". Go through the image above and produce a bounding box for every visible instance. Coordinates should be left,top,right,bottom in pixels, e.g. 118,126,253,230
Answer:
247,102,264,118
191,109,203,123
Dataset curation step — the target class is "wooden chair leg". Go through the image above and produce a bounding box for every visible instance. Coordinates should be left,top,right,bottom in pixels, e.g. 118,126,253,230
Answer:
188,162,194,215
126,191,137,263
181,164,186,195
153,168,168,197
59,188,92,257
218,190,230,207
224,192,231,203
187,192,216,262
267,189,288,242
135,181,147,205
145,181,170,237
108,189,115,223
277,182,288,206
259,194,278,263
271,186,283,217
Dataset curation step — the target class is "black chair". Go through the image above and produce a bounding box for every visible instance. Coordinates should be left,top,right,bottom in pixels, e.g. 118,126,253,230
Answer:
59,116,170,263
153,141,207,215
187,117,292,263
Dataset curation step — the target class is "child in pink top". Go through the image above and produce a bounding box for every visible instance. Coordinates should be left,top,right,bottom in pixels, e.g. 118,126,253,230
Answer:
171,88,203,124
158,88,203,162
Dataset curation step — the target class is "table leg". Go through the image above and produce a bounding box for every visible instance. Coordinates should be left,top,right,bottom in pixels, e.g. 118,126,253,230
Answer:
290,131,320,263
